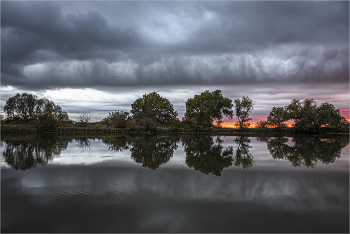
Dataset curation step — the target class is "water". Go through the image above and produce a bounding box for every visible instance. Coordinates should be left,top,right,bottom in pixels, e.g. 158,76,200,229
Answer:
1,134,349,232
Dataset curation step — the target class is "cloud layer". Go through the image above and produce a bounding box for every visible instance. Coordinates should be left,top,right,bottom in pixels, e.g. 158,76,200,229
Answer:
2,1,349,90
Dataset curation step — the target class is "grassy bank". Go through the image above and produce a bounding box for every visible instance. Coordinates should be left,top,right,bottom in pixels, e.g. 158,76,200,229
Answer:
1,123,348,135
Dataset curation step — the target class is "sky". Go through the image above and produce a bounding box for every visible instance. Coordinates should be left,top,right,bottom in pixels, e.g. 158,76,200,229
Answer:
1,1,349,125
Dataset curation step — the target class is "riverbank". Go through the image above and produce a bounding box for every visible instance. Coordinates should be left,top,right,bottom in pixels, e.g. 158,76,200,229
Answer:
1,123,348,135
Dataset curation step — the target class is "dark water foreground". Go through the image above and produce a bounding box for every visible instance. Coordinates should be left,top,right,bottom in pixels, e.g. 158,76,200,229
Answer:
1,134,349,233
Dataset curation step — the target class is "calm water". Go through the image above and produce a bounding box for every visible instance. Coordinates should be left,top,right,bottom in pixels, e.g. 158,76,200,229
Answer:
1,134,349,233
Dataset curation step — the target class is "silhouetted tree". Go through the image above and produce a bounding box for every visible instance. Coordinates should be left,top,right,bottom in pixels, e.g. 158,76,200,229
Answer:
267,107,288,129
234,96,254,131
284,98,346,132
77,112,92,130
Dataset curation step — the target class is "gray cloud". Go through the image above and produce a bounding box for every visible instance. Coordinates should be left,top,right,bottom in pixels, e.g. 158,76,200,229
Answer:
1,1,349,91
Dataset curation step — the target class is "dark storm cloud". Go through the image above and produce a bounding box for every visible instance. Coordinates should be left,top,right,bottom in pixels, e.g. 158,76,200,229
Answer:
1,1,349,90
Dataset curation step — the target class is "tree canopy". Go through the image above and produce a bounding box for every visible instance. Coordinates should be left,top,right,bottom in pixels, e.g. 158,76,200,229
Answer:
130,92,178,124
102,110,129,127
184,90,233,128
267,107,288,128
284,98,346,131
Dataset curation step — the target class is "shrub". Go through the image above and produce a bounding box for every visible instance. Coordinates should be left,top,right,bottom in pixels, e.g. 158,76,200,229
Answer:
141,118,156,131
127,119,137,130
36,111,59,132
115,118,127,128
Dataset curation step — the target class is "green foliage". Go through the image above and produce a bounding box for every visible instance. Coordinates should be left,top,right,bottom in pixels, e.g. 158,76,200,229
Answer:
131,92,177,124
126,119,137,130
102,110,129,127
36,111,59,132
234,96,254,130
184,90,233,128
267,107,288,128
285,98,346,132
115,118,127,128
4,93,68,124
141,118,156,131
1,124,37,133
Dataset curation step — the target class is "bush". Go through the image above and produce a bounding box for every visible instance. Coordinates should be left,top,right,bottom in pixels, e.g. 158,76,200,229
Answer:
115,118,127,128
36,111,59,132
127,119,137,130
141,118,156,131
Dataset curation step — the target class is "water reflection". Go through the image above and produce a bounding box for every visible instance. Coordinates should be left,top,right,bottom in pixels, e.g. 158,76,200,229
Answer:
129,135,180,170
103,136,130,152
2,135,69,170
234,136,254,169
75,136,92,152
181,136,233,176
1,134,348,172
258,135,349,168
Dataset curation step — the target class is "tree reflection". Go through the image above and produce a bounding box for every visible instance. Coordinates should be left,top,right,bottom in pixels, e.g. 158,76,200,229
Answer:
75,137,92,152
102,136,130,152
234,136,254,169
258,135,349,168
182,136,233,176
2,135,69,170
129,135,179,170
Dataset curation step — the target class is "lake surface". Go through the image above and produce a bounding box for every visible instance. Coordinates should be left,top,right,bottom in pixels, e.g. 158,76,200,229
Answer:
1,134,349,233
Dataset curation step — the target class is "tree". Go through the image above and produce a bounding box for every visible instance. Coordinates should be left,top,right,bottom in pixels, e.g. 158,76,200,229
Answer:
184,90,233,128
284,98,346,132
234,96,254,130
267,107,288,128
3,93,68,124
77,112,92,129
131,92,178,124
102,110,129,127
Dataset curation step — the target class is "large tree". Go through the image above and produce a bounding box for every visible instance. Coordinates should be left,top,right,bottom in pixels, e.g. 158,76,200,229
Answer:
285,98,346,131
130,92,178,124
3,93,68,123
184,90,233,128
234,96,254,130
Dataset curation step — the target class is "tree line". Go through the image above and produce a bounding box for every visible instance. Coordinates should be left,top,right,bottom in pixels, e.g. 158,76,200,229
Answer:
1,90,348,132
